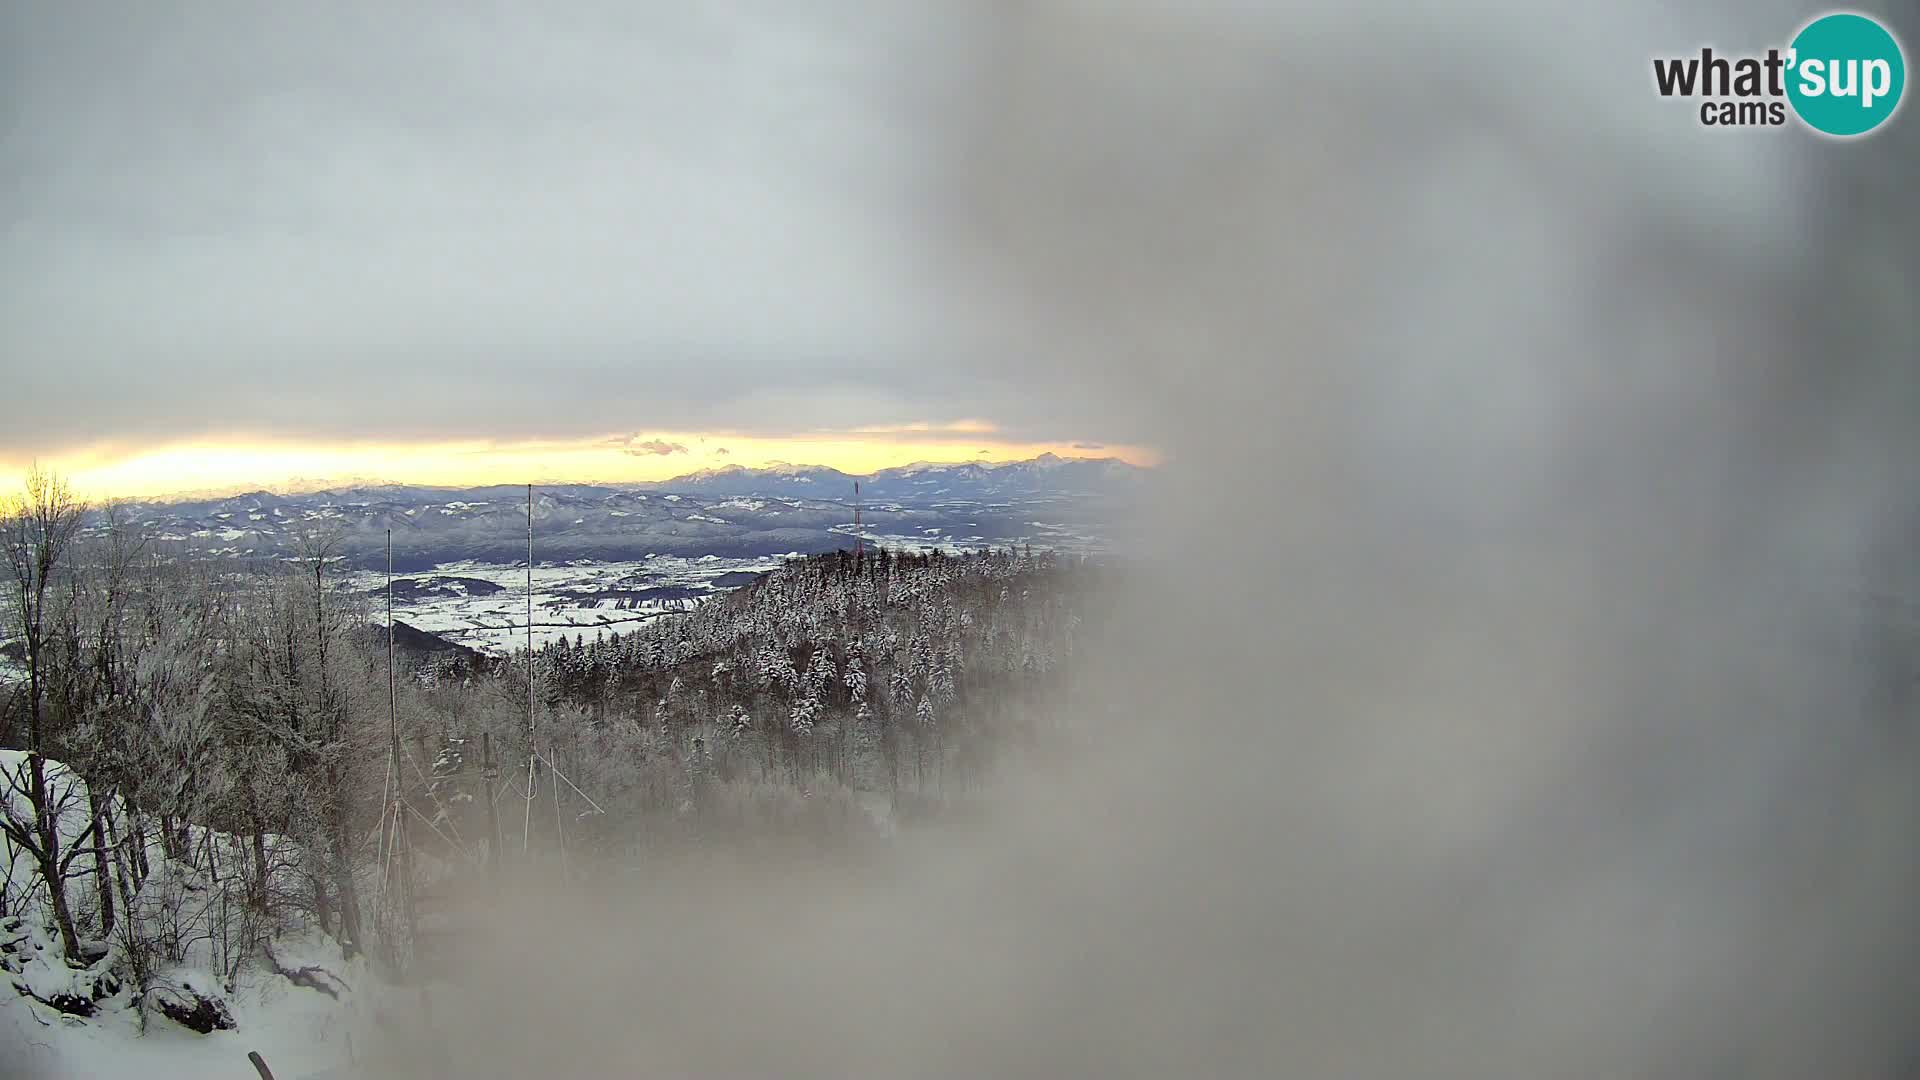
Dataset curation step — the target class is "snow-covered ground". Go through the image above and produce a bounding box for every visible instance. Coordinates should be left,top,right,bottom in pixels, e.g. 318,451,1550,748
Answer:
342,538,1103,655
1,538,1104,668
344,554,789,654
5,929,384,1080
1,749,388,1079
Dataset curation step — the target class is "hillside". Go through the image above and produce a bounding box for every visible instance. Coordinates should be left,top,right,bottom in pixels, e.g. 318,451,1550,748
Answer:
2,534,1100,1075
2,750,384,1080
648,453,1145,500
82,455,1147,570
494,546,1093,805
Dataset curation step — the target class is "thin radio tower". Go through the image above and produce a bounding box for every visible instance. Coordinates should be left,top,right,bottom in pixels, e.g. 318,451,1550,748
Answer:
379,530,417,967
848,481,864,784
524,483,536,855
519,483,607,866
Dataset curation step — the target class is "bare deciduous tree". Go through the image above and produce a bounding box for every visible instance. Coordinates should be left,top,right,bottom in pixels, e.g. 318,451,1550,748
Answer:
0,467,91,959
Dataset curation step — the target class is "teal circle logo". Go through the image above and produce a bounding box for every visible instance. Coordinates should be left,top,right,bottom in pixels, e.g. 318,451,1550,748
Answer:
1787,12,1906,136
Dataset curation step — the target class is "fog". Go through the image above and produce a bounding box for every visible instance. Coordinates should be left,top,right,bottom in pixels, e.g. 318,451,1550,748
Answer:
40,1,1920,1076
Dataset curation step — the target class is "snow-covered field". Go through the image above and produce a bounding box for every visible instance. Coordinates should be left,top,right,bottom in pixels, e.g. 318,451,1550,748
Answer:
340,535,1099,655
3,532,1101,665
344,554,789,654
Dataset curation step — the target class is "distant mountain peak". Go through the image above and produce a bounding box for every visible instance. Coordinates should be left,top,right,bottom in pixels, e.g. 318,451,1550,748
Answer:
647,454,1145,499
77,455,1141,569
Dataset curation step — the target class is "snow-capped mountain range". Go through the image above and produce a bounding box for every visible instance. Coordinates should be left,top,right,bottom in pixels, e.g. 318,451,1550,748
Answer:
86,456,1147,570
647,453,1144,499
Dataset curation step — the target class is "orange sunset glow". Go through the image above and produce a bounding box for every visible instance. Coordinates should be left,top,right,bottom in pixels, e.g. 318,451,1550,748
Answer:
4,427,1160,502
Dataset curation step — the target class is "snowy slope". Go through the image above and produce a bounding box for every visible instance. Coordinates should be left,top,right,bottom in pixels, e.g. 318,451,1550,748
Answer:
1,750,380,1079
5,934,376,1080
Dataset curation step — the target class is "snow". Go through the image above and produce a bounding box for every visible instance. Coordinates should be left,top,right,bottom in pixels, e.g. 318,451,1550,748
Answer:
344,556,782,654
4,939,381,1080
1,752,383,1080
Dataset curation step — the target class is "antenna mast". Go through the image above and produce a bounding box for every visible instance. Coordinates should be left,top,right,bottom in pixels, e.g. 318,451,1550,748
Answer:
524,484,536,854
379,529,417,969
518,484,603,869
496,484,608,875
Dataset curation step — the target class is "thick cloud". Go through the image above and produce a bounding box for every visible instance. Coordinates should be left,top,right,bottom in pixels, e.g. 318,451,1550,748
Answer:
0,2,1118,456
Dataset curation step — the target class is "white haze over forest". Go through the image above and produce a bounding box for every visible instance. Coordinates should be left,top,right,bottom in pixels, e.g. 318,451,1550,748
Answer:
5,2,1918,1079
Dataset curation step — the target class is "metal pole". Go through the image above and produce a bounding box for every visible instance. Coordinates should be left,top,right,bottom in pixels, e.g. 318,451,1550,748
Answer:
552,750,567,879
388,531,396,753
481,731,501,876
388,531,416,964
524,483,536,855
527,482,534,738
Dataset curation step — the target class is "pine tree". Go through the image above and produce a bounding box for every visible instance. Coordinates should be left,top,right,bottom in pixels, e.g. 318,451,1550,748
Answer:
807,645,836,700
913,694,936,791
888,658,914,706
789,695,819,737
932,647,957,705
843,638,868,703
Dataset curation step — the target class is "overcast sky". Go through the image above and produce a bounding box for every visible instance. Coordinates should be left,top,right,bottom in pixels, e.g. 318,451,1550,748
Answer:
1,2,1134,492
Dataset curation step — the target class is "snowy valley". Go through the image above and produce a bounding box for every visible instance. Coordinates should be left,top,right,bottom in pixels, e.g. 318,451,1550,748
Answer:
3,465,1103,1077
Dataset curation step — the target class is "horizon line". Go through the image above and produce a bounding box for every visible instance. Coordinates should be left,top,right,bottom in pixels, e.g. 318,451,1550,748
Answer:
42,451,1156,505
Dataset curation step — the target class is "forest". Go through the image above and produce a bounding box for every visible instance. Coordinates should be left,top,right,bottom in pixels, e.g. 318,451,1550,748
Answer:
0,468,1094,1025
